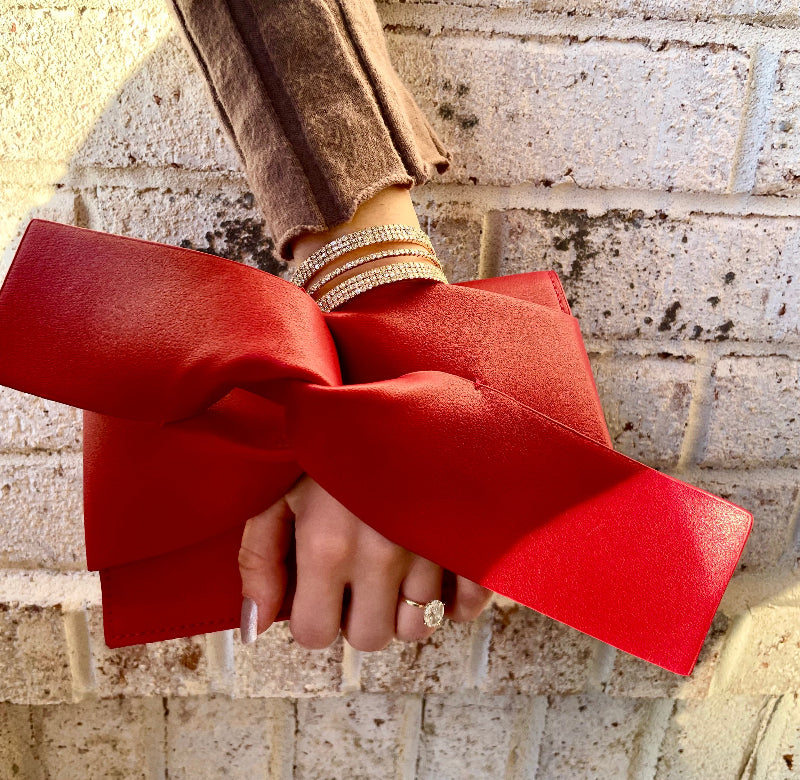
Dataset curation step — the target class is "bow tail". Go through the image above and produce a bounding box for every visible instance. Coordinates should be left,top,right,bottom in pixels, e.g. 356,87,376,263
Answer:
286,371,752,675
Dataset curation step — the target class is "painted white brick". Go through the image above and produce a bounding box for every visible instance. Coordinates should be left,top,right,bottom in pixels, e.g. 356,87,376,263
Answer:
755,52,800,196
654,696,770,779
538,693,650,778
702,357,800,468
606,613,730,699
591,355,696,468
0,8,171,164
717,606,800,695
33,696,165,779
89,186,285,276
689,472,799,571
494,209,799,343
295,694,421,779
233,623,343,698
166,696,294,780
0,604,72,704
418,691,543,779
0,458,86,570
0,389,81,453
0,703,40,780
482,601,598,695
388,35,748,193
359,621,474,693
74,34,241,173
88,606,209,698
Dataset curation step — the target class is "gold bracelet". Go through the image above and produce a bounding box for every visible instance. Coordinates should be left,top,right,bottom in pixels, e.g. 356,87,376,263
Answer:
315,259,448,313
291,224,434,290
306,247,441,297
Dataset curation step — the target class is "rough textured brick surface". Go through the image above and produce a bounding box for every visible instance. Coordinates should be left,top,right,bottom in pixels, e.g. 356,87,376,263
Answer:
756,52,800,196
690,472,799,571
295,694,421,779
0,458,86,570
388,35,748,193
89,186,285,276
74,34,240,173
482,601,598,694
0,186,78,278
590,354,695,468
0,605,71,704
0,389,81,453
0,703,39,780
0,7,171,164
750,693,800,780
494,209,799,343
538,693,650,778
233,623,344,698
32,697,164,779
418,691,543,778
654,696,769,779
702,357,800,468
413,195,484,282
359,621,475,693
606,613,729,699
720,607,800,695
166,696,294,779
89,606,209,698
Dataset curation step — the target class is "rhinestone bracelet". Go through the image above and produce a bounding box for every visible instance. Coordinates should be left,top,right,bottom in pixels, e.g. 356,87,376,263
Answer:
291,224,434,290
315,260,449,313
306,247,441,297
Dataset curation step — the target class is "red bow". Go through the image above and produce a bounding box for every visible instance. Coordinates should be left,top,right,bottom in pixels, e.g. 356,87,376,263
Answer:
0,219,752,674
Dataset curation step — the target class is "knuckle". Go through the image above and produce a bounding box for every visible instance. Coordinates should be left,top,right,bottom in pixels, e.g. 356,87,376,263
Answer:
453,587,491,621
302,533,353,569
238,545,269,574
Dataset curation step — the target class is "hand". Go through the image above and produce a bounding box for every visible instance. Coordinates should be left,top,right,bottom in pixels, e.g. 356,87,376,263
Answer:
238,474,492,650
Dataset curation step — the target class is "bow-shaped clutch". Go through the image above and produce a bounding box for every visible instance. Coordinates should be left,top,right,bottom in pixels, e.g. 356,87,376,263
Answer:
0,219,752,675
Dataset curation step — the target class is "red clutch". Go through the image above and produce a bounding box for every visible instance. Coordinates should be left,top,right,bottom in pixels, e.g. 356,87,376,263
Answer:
0,219,752,675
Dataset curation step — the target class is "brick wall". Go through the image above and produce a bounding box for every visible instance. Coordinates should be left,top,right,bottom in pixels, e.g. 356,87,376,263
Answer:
0,0,798,777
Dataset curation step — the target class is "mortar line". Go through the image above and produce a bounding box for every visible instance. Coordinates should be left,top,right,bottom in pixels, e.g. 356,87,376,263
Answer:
400,694,424,780
737,695,782,780
204,630,234,697
63,607,97,701
627,699,675,780
676,343,716,474
506,695,548,780
728,44,782,194
708,609,754,694
478,209,504,279
377,3,800,49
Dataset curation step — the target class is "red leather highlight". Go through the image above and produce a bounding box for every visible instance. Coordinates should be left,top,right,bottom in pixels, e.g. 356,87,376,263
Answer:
0,220,752,674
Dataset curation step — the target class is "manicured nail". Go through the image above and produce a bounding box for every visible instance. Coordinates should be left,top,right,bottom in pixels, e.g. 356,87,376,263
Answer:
240,597,258,644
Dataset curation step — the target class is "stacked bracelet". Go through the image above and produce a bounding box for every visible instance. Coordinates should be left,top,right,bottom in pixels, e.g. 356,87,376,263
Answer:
315,260,449,313
291,224,436,290
291,223,448,313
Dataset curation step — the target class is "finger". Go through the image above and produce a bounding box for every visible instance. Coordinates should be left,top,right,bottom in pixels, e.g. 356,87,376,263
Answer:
290,523,350,649
343,573,403,652
238,496,294,639
396,557,444,642
446,575,492,622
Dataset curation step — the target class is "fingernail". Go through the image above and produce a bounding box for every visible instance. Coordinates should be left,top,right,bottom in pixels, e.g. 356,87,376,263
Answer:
240,597,258,644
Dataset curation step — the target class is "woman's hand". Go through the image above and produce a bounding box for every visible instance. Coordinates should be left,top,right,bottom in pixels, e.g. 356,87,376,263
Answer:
238,474,492,650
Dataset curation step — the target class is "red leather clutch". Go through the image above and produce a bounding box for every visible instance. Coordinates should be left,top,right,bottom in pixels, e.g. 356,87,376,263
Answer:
0,219,752,675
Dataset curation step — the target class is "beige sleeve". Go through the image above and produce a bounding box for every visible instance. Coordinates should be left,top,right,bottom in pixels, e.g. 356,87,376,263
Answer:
168,0,452,260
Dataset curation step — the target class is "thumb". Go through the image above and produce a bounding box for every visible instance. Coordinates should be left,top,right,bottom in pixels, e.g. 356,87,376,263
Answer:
238,495,293,642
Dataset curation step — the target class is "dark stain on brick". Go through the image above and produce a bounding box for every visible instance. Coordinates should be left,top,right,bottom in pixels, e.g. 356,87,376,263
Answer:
784,755,794,770
778,303,786,316
707,296,720,307
643,316,653,325
180,196,284,275
179,645,202,671
690,325,703,339
658,301,681,331
724,271,736,284
715,320,734,341
456,83,470,96
460,114,479,130
437,102,455,121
